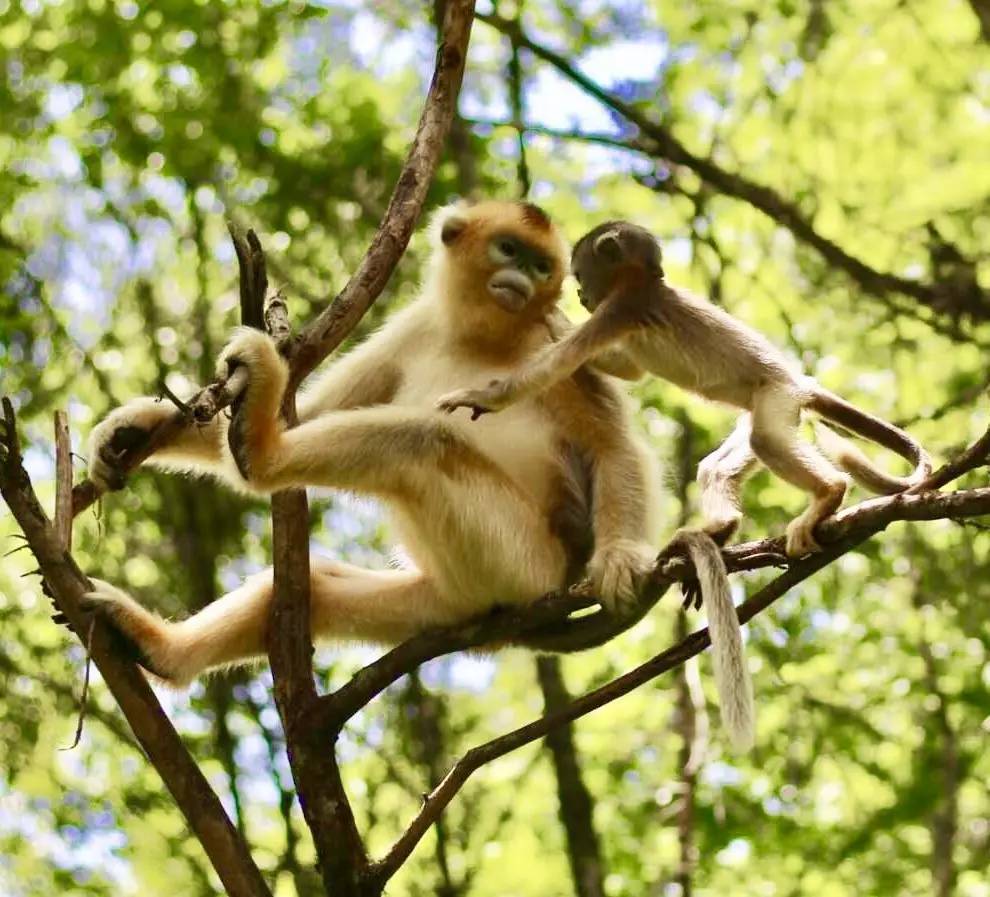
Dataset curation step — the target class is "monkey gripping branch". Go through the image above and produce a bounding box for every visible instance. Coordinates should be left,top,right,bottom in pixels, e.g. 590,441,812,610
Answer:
4,6,990,896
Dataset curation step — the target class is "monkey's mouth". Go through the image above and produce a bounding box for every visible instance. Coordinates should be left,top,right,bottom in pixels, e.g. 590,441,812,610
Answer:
488,270,534,313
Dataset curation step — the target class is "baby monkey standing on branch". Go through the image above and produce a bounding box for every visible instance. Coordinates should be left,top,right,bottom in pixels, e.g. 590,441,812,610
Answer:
438,221,933,558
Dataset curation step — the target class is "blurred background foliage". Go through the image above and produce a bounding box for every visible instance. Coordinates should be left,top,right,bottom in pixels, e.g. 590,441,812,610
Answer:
1,1,988,895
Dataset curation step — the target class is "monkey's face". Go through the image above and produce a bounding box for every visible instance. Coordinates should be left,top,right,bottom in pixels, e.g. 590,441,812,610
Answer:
482,232,556,313
437,200,567,316
571,237,620,312
572,221,663,310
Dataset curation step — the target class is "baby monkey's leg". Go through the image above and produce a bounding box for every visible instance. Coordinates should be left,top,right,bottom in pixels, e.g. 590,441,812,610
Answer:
749,387,847,557
697,415,760,546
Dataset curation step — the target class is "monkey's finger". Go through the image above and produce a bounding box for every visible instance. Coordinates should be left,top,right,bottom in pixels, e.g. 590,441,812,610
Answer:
469,406,491,421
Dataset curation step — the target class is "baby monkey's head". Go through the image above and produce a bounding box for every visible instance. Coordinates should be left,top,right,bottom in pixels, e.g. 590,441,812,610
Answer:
571,221,664,311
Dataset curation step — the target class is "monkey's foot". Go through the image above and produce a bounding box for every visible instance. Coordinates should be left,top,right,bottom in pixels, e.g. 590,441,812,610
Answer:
216,328,288,482
81,579,187,685
784,518,820,558
588,539,657,614
87,398,176,492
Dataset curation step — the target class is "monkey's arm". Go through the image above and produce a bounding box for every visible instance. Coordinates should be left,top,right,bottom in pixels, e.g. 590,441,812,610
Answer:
297,336,403,419
87,324,403,493
436,303,637,417
588,347,645,381
545,307,644,381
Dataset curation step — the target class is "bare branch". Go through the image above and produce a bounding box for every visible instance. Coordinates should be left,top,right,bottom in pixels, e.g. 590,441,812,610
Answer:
53,411,72,551
369,475,990,880
315,481,990,741
908,422,990,492
288,0,476,391
69,0,476,526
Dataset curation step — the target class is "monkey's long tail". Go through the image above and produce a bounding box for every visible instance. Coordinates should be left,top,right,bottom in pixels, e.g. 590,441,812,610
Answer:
675,530,754,751
807,387,932,494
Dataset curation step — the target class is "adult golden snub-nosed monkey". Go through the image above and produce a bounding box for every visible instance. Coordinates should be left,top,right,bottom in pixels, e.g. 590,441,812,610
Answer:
82,200,661,692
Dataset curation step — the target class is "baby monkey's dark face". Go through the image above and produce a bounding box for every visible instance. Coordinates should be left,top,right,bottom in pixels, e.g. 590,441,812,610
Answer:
571,221,664,311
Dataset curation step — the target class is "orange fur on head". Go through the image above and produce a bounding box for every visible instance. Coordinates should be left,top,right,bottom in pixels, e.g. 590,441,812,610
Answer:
428,200,569,335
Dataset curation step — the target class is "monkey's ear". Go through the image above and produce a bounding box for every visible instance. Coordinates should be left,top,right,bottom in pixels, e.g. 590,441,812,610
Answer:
440,214,469,245
593,230,623,263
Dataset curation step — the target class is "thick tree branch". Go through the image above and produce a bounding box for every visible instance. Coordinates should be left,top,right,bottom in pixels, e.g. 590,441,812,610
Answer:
0,401,272,897
242,5,475,893
312,476,990,745
475,12,988,324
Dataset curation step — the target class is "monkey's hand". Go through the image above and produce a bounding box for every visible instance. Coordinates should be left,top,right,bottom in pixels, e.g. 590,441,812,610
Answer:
587,539,656,614
87,397,178,492
80,579,188,685
435,380,513,420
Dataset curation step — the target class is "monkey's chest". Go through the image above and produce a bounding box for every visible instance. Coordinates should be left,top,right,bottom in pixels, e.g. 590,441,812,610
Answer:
396,355,559,497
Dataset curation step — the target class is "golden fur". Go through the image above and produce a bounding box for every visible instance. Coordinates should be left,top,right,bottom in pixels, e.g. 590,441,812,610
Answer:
84,201,660,685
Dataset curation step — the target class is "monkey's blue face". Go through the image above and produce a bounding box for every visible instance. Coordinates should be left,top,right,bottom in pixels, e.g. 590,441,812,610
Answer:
486,233,555,313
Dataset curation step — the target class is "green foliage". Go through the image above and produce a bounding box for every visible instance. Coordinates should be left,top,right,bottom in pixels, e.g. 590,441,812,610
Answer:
1,1,988,896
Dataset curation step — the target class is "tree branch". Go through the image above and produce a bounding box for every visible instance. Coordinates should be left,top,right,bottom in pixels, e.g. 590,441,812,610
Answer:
288,1,476,392
0,401,272,897
369,479,990,879
475,12,989,325
249,5,476,893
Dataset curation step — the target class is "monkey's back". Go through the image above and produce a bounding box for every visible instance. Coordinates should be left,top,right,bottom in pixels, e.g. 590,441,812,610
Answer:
627,286,797,409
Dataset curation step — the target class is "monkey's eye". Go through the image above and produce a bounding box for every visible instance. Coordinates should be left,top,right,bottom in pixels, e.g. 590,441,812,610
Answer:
498,239,516,258
534,257,551,279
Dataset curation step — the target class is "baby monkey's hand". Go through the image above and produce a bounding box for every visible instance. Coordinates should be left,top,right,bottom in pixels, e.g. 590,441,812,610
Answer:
435,379,512,420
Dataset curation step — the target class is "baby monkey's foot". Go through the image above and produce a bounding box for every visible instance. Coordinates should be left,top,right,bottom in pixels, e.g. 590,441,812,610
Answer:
435,380,511,420
784,517,821,558
785,480,846,557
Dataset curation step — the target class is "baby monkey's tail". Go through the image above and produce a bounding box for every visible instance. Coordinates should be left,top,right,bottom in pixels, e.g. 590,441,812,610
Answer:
807,387,932,495
674,530,754,750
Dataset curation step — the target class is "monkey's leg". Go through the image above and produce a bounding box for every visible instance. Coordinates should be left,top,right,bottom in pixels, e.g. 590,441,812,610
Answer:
82,560,466,686
696,415,761,546
749,389,847,557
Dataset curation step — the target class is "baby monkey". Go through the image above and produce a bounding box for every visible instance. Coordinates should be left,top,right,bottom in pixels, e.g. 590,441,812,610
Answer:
438,221,932,558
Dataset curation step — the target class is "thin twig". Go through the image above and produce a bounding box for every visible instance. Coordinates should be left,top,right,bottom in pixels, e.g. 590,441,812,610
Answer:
908,422,990,492
60,618,95,751
53,411,73,550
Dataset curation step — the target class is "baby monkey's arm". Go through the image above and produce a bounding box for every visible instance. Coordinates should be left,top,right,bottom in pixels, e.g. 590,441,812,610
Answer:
436,301,640,418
